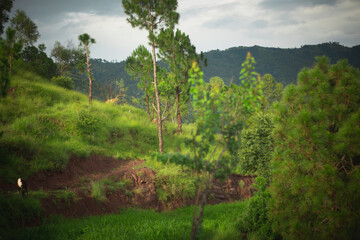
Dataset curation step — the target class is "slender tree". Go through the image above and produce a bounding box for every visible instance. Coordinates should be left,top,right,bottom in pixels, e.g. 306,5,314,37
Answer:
125,45,153,120
4,27,22,76
122,0,179,153
158,28,197,133
10,9,40,47
78,33,96,105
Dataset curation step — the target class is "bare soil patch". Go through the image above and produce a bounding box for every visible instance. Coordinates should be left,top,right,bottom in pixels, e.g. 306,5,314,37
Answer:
2,155,255,221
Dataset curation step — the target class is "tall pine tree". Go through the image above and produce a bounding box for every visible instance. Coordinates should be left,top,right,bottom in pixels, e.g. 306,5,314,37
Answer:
122,0,179,153
270,56,360,239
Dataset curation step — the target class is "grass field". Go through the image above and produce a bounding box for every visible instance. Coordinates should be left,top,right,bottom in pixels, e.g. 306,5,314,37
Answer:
5,201,248,240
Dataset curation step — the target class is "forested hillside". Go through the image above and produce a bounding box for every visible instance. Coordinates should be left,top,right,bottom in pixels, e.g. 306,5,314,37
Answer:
202,43,360,85
74,43,360,101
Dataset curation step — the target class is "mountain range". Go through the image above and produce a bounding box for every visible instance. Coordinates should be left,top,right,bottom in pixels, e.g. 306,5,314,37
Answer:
73,42,360,101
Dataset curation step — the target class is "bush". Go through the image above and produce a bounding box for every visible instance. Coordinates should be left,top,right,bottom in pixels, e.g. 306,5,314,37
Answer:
51,76,73,90
242,176,273,240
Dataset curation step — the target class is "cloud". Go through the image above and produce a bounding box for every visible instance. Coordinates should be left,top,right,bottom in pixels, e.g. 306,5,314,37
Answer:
251,19,269,29
7,0,360,61
259,0,339,10
12,0,124,23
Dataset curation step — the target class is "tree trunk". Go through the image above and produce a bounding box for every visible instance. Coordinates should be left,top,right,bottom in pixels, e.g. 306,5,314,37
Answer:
145,92,151,120
9,56,12,76
85,46,92,105
191,181,210,240
151,34,163,153
176,87,182,133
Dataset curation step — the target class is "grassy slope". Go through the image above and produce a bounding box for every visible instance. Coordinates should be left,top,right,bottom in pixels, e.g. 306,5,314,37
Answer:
1,71,249,239
0,70,191,182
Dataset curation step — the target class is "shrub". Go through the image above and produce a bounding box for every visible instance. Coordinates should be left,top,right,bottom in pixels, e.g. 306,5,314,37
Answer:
51,75,73,90
242,176,273,240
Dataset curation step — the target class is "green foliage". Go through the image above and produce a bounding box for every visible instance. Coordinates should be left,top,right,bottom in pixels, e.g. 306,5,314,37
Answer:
260,74,283,110
157,53,263,239
51,41,85,75
201,43,360,87
154,163,197,202
10,9,40,47
90,180,107,202
20,45,57,79
240,176,273,240
238,112,273,179
270,56,360,239
51,75,73,90
75,107,100,142
125,45,153,118
157,27,197,132
0,39,10,97
0,0,14,35
122,0,179,35
0,193,42,236
0,71,190,180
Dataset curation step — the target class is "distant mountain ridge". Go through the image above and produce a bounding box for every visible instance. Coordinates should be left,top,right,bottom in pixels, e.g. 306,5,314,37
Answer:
74,43,360,100
202,42,360,85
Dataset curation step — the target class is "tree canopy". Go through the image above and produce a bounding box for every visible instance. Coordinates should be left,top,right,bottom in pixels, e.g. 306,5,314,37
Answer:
10,9,40,46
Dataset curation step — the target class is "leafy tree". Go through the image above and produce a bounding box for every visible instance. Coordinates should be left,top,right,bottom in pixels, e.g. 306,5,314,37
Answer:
158,28,197,133
260,73,283,110
20,44,57,79
238,112,273,180
78,33,96,105
122,0,179,153
0,0,13,35
157,52,263,239
270,56,360,239
51,41,85,75
3,27,23,76
125,45,153,120
10,9,40,47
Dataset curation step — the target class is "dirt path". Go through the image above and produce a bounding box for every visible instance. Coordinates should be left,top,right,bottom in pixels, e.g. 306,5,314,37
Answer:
3,155,256,220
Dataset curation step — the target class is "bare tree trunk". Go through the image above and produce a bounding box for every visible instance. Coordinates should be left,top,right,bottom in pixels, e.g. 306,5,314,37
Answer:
151,33,163,153
85,46,92,105
191,181,210,240
145,85,151,120
175,87,182,133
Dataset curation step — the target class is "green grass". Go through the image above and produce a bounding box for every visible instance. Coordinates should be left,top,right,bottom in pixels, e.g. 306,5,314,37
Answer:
7,201,249,240
0,71,191,181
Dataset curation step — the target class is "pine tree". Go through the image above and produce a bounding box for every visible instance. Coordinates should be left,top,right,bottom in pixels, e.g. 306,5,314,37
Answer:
158,28,197,133
122,0,179,153
125,45,153,120
270,56,360,239
78,33,96,105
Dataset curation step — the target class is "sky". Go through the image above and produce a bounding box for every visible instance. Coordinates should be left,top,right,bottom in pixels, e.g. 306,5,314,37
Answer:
8,0,360,62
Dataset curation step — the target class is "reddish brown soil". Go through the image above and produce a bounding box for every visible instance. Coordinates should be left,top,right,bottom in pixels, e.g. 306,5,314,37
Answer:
2,155,256,221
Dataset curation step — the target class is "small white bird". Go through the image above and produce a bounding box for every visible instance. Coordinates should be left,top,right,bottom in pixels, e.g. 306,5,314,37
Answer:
17,178,28,197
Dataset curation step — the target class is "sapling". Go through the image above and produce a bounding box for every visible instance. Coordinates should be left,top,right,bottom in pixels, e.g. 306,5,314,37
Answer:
157,52,263,239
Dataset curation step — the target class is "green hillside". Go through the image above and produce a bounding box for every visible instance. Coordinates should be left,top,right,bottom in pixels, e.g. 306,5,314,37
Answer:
73,43,360,102
202,42,360,85
0,70,187,182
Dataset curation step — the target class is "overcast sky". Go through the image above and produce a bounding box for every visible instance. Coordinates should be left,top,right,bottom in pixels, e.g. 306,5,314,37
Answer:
8,0,360,62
